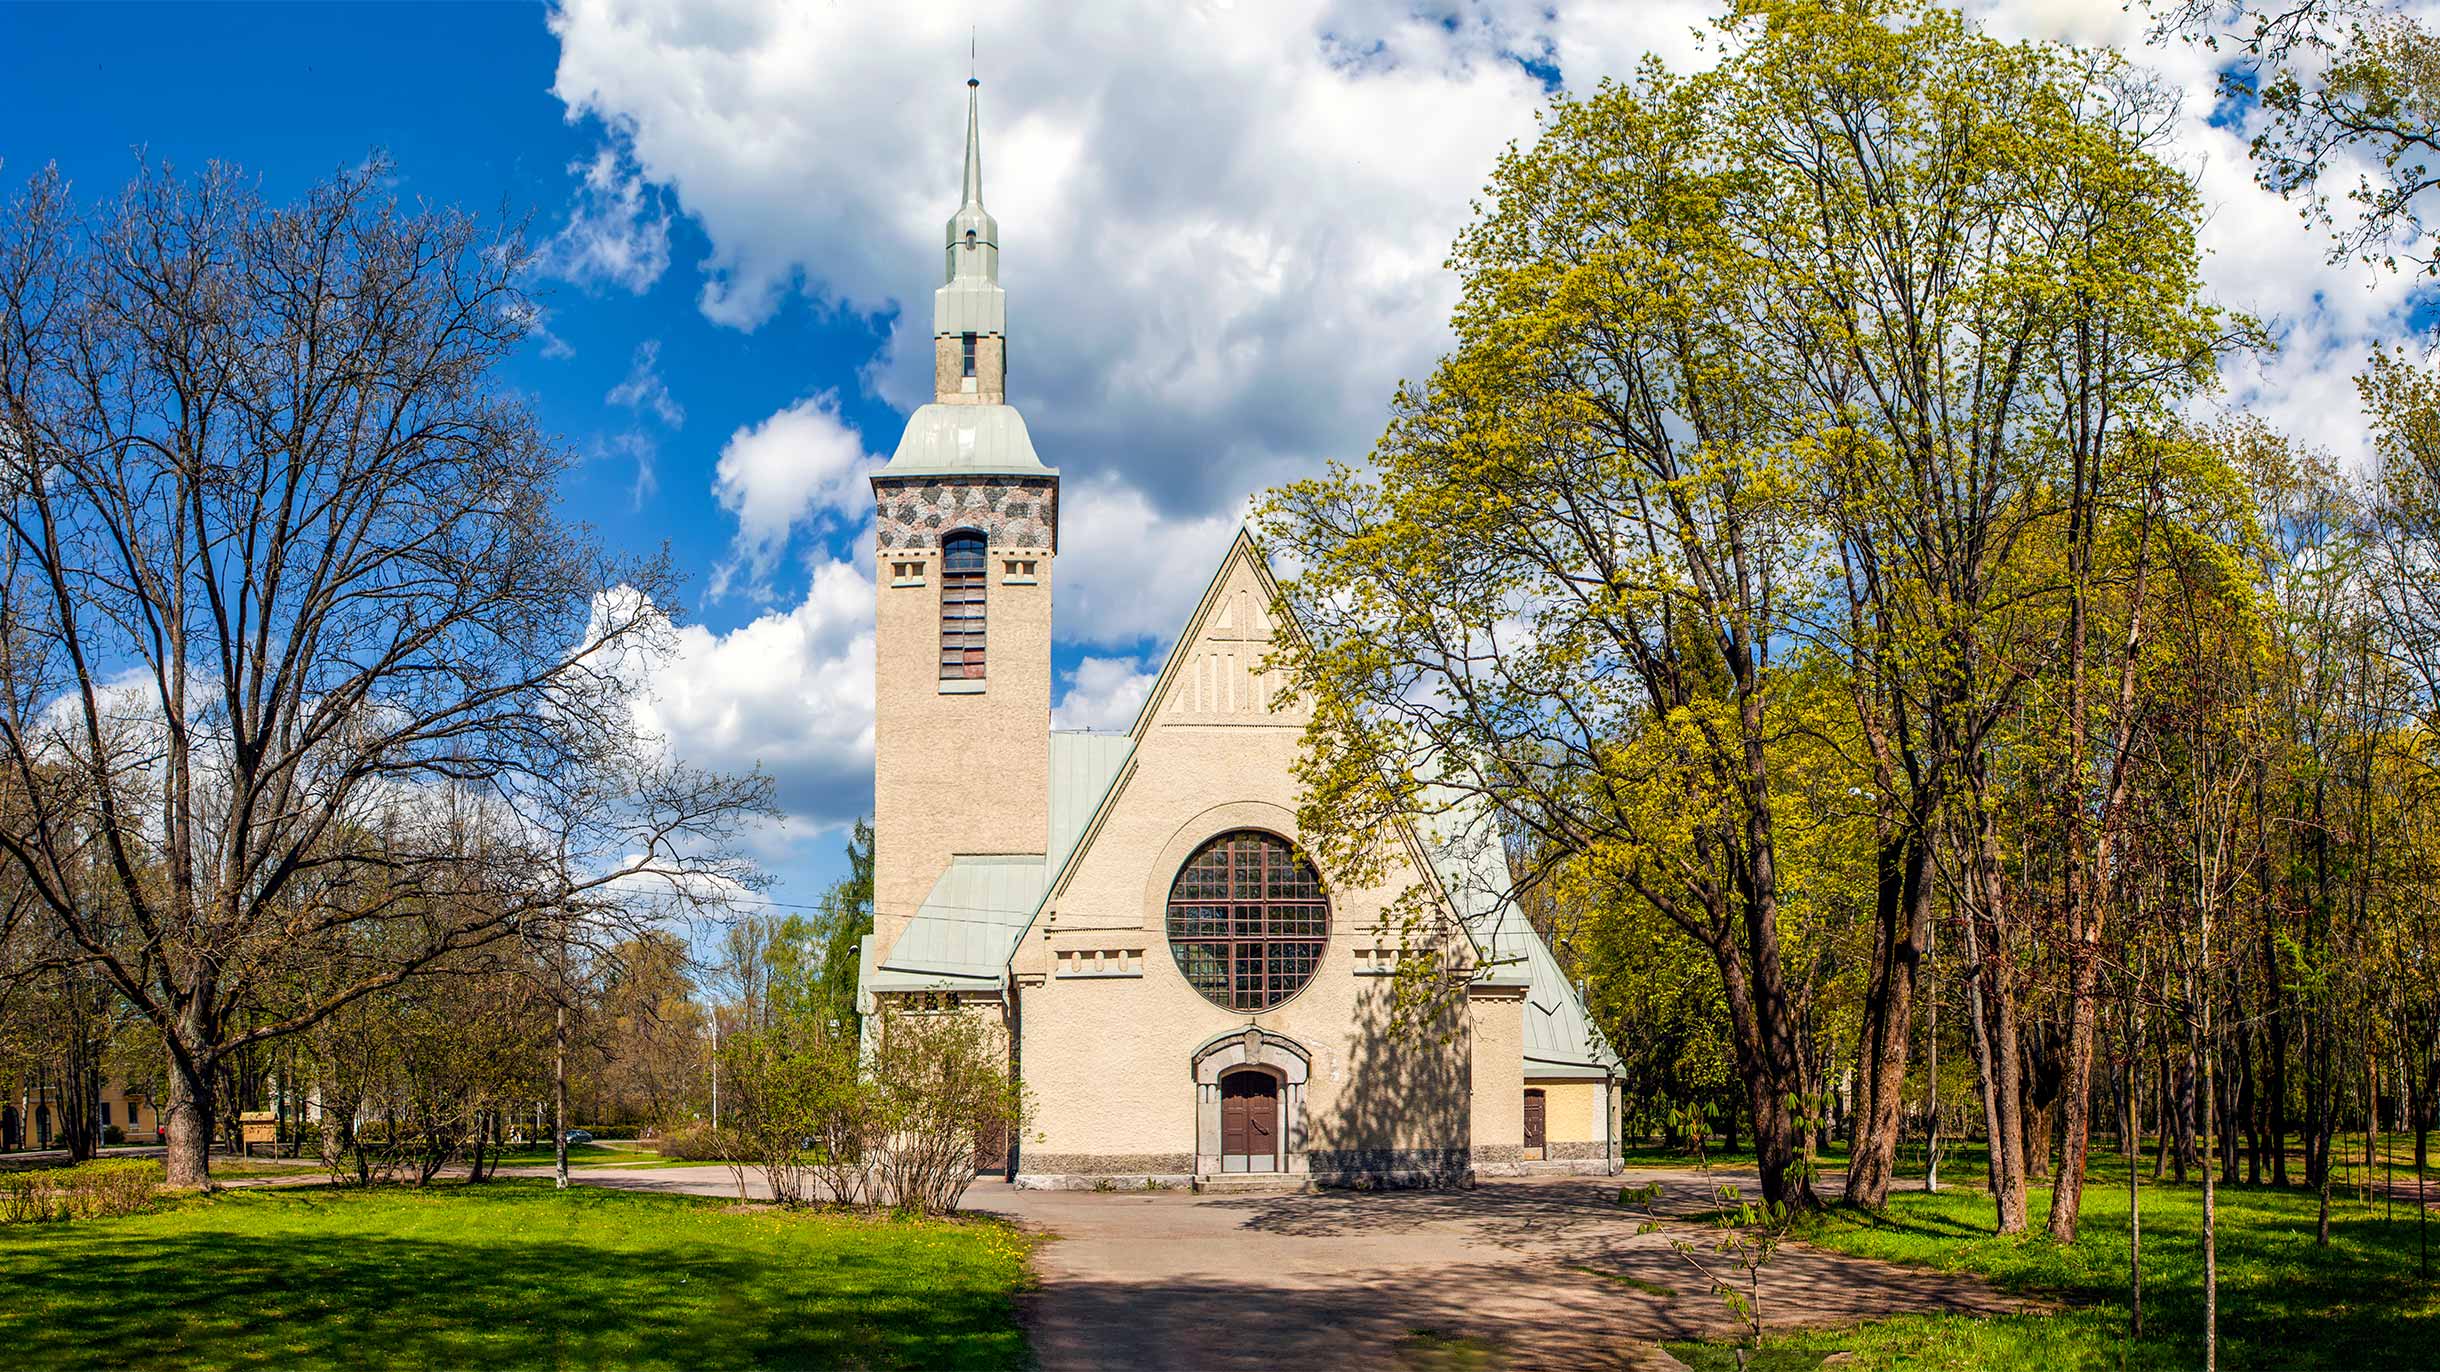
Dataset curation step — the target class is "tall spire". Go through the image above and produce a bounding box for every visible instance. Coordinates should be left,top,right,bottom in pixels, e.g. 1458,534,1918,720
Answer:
943,75,999,289
961,76,985,212
932,70,1008,402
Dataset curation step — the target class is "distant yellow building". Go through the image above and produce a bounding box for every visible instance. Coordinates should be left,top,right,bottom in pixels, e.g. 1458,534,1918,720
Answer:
1,1075,159,1152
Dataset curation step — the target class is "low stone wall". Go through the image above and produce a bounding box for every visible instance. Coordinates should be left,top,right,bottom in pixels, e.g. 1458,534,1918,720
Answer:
1013,1171,1196,1192
1018,1151,1194,1178
1012,1144,1621,1191
1304,1147,1471,1189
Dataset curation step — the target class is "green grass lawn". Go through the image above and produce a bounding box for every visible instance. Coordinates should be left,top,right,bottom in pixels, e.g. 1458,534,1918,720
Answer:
1663,1155,2439,1371
0,1181,1033,1370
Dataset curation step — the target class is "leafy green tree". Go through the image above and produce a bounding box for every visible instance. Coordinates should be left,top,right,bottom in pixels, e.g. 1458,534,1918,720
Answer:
1262,0,2222,1215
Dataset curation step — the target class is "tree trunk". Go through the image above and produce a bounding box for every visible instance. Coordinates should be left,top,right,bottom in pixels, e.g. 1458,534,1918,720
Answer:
163,1043,214,1189
2262,928,2290,1187
1961,895,2028,1233
2203,1013,2219,1372
1845,833,1930,1209
2128,992,2144,1339
2236,1002,2261,1185
1924,925,1942,1195
2172,1053,2197,1184
2152,1045,2172,1181
1985,960,2030,1233
2051,939,2101,1237
554,999,571,1191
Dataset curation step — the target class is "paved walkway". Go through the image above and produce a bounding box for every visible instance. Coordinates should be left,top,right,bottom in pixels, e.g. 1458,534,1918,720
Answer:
533,1163,2023,1370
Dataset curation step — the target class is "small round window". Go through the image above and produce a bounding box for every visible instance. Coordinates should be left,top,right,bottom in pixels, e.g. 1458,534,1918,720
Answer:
1165,830,1329,1011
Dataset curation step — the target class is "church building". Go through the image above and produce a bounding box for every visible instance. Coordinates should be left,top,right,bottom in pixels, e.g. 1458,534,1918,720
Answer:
858,80,1622,1189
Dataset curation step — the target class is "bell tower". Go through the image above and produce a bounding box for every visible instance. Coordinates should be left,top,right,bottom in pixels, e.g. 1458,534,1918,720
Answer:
869,76,1058,953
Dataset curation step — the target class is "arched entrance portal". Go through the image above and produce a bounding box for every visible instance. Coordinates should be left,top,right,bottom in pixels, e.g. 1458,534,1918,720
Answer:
1191,1026,1311,1180
1218,1070,1281,1173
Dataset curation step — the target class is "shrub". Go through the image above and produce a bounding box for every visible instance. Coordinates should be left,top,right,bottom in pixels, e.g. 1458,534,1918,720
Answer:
100,1124,124,1146
869,1008,1028,1217
706,1006,1026,1217
656,1122,728,1162
0,1160,162,1225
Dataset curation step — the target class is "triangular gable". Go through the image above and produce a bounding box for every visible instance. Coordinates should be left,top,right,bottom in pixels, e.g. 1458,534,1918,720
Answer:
1122,525,1295,737
1022,526,1279,922
1009,526,1512,980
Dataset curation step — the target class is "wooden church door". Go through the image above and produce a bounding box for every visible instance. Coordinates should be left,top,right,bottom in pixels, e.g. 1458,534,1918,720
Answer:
1220,1070,1280,1173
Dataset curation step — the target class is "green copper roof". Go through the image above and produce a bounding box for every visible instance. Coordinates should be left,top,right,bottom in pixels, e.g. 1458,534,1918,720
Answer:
877,854,1046,982
1421,792,1621,1075
1048,730,1134,875
880,403,1053,478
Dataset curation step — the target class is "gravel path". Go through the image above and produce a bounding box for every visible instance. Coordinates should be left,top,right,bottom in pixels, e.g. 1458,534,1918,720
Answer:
527,1162,2025,1371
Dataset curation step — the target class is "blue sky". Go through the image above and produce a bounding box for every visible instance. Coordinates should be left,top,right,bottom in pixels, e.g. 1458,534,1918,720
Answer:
1,3,914,902
0,2,892,638
3,0,2418,921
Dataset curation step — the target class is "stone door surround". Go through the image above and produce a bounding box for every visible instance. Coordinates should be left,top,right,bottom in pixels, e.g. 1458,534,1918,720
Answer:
1192,1026,1310,1178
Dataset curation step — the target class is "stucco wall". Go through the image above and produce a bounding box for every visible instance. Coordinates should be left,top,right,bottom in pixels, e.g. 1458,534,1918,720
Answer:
1467,989,1525,1165
1533,1079,1601,1143
1009,545,1487,1175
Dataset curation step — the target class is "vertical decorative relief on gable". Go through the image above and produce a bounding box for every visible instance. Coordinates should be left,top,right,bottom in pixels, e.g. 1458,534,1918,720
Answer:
1163,568,1295,723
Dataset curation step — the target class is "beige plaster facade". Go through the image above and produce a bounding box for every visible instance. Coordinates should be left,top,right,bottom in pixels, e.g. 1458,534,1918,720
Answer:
855,79,1621,1191
870,536,1054,955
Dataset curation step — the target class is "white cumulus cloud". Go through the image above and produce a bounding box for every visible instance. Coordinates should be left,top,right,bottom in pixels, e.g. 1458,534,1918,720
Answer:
1054,477,1243,648
711,393,878,601
1052,655,1160,732
539,143,672,294
630,554,877,832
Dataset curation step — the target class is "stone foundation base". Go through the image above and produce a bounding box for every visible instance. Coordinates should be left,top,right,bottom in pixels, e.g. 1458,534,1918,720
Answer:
1305,1147,1471,1189
1017,1151,1194,1176
1012,1172,1196,1192
1473,1155,1624,1178
1012,1145,1621,1191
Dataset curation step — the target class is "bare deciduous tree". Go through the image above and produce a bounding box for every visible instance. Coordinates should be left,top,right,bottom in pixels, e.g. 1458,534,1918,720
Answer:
0,158,769,1188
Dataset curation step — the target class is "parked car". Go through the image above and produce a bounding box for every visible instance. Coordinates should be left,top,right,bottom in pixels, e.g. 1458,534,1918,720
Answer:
564,1129,593,1145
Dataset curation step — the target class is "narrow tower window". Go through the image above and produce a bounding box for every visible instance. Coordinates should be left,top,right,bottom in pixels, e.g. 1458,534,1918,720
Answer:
940,531,987,680
961,332,978,378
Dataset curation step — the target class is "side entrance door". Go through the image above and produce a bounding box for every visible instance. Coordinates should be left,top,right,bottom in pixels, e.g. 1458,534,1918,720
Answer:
1220,1070,1280,1173
973,1116,1007,1175
1524,1089,1546,1161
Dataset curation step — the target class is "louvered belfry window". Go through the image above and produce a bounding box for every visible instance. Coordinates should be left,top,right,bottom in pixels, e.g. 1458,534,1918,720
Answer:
1166,830,1329,1011
939,531,987,680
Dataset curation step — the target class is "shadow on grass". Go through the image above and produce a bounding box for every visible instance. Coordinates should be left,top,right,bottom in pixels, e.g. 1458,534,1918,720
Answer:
1786,1167,2440,1369
0,1183,1026,1372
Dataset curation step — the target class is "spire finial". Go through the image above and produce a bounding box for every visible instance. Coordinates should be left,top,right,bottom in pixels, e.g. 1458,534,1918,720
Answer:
969,26,978,88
